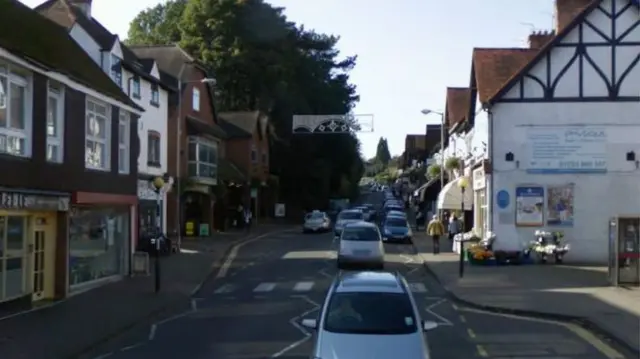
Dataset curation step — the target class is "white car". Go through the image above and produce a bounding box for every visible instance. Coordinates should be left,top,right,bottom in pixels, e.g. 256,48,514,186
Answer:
337,222,385,269
303,210,331,233
334,209,365,237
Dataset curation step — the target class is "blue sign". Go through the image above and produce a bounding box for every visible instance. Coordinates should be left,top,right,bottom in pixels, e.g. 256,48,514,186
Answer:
526,127,607,174
515,186,544,198
496,190,510,209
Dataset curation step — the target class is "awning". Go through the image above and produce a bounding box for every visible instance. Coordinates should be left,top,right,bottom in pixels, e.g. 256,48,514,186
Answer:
414,178,440,202
437,177,473,210
218,158,246,182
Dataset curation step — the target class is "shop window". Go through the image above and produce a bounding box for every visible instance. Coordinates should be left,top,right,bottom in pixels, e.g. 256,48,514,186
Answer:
187,136,218,178
68,207,130,287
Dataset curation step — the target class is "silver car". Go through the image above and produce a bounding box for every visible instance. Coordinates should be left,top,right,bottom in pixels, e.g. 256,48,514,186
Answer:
334,209,365,237
302,271,438,359
337,222,385,269
303,211,331,233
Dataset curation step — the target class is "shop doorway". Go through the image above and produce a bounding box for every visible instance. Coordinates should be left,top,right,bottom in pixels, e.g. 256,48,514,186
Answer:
0,215,28,303
31,214,56,301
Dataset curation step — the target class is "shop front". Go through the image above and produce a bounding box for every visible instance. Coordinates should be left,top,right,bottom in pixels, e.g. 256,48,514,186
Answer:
69,192,137,293
0,189,70,307
472,166,487,236
137,179,165,239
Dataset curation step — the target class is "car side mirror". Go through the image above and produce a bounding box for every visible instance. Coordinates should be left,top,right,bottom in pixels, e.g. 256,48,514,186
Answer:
301,318,317,330
422,320,438,332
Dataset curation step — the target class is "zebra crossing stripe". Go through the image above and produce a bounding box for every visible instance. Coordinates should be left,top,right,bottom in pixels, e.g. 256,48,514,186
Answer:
293,281,314,291
253,282,277,292
214,284,235,294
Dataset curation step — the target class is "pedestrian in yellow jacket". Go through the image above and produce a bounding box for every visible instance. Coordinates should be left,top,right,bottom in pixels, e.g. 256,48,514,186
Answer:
427,215,445,254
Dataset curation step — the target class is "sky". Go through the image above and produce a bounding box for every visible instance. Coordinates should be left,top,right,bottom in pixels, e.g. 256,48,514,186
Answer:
22,0,556,158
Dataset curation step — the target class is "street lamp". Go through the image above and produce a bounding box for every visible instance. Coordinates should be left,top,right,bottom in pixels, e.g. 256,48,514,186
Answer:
421,109,446,197
175,66,216,249
458,176,469,278
149,173,174,293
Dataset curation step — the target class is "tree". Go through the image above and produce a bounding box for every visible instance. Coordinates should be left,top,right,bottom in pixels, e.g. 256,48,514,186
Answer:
375,137,391,165
127,0,363,206
126,0,187,45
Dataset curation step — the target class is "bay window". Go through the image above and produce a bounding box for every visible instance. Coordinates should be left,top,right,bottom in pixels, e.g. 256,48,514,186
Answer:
85,98,111,170
0,64,31,157
46,82,64,163
187,137,217,179
118,111,130,174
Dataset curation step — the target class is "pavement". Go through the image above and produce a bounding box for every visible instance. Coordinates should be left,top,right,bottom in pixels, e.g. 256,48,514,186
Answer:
0,224,292,359
412,233,640,358
69,190,633,359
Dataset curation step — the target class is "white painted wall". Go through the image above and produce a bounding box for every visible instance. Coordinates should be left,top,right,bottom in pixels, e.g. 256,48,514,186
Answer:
491,102,640,263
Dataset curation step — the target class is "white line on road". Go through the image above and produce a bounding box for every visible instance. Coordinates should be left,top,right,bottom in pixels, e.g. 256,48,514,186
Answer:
425,298,453,326
409,282,428,293
148,324,157,340
270,295,321,358
214,284,236,294
293,281,315,291
253,282,277,292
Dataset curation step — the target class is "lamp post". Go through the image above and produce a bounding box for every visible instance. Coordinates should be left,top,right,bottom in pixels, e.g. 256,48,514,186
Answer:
150,174,173,293
421,109,445,214
175,70,216,248
458,176,469,278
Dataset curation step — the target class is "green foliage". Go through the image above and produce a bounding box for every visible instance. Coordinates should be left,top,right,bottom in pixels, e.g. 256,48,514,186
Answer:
427,164,442,179
375,137,391,165
445,156,461,171
127,0,363,206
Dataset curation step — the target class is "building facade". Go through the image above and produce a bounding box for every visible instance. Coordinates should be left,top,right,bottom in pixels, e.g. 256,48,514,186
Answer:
0,0,142,307
36,0,173,246
485,0,640,262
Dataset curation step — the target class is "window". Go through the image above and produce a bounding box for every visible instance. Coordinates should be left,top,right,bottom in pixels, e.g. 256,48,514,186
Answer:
251,144,257,163
187,137,218,179
0,64,31,157
341,226,380,241
338,211,364,221
85,98,111,170
192,88,200,111
323,292,418,334
131,77,140,99
110,55,122,88
46,82,64,163
150,84,159,106
147,131,161,167
118,111,130,174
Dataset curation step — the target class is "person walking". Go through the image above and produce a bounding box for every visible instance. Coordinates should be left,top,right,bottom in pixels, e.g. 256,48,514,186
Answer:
448,214,462,242
427,215,445,254
244,207,253,232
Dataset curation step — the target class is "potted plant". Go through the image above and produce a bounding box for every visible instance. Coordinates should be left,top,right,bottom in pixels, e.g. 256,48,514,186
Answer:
445,156,462,171
427,164,441,179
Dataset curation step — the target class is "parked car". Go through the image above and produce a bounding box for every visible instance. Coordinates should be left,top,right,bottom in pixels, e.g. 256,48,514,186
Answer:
334,209,365,237
381,216,413,244
303,210,331,233
337,222,385,269
301,271,438,359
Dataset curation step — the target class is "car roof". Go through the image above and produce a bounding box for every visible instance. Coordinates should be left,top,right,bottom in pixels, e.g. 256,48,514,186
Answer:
344,221,377,229
335,271,404,293
386,213,407,218
340,209,363,214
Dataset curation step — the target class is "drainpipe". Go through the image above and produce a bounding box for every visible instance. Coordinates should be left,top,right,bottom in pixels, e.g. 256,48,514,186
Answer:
176,63,186,247
486,105,494,232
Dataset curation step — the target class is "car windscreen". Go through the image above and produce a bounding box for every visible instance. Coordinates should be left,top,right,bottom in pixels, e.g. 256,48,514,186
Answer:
341,226,379,241
323,292,418,335
385,218,407,227
338,212,363,220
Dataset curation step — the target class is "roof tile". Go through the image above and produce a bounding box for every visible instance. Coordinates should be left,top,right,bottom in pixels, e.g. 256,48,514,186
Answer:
445,87,471,127
473,48,538,103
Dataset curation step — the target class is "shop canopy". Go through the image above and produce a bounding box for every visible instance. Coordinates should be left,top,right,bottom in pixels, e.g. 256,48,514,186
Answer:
437,177,473,210
414,178,441,202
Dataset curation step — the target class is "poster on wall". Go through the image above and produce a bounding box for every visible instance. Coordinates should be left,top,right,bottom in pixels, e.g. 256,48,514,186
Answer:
515,186,544,226
546,184,574,226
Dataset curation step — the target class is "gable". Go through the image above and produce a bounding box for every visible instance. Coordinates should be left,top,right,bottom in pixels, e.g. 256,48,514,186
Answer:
111,39,123,58
496,0,640,103
150,62,160,79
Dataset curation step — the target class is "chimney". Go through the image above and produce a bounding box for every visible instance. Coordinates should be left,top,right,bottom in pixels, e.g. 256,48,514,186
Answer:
68,0,92,17
528,31,555,49
554,0,592,33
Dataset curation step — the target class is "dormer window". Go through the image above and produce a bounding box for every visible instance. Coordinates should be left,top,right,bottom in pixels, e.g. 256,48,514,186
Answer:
192,88,200,111
150,83,159,107
131,77,140,99
110,55,122,88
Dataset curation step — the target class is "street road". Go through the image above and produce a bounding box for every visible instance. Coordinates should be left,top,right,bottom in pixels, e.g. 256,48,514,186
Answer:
83,191,626,359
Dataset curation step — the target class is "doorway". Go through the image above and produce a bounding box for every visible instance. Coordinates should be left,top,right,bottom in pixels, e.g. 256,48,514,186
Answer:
0,215,28,302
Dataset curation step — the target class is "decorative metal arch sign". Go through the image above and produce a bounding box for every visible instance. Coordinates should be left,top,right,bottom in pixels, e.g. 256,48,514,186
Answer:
292,114,374,133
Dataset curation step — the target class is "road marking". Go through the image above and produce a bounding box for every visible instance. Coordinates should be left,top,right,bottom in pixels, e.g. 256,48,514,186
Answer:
425,298,453,326
459,307,625,359
214,284,236,294
270,295,321,358
467,328,477,338
216,229,296,279
293,281,315,291
409,282,428,293
459,314,466,323
253,282,277,292
476,345,489,357
148,324,157,340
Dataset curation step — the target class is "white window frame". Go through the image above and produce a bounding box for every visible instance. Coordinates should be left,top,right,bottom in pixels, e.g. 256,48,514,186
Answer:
85,97,111,171
118,111,130,174
147,130,161,166
0,62,32,158
46,81,64,163
192,88,200,111
187,136,218,179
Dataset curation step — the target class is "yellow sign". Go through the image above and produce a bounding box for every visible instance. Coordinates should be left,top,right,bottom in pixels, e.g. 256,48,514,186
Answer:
185,221,195,236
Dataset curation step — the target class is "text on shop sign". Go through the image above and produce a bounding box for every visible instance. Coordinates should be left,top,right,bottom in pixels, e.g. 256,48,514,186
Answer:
0,192,70,211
